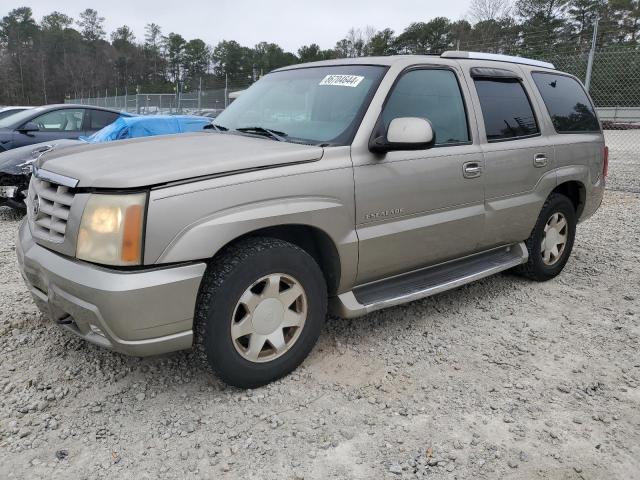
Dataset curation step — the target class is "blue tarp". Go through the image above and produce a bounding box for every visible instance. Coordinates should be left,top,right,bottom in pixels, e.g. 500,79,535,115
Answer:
80,115,211,143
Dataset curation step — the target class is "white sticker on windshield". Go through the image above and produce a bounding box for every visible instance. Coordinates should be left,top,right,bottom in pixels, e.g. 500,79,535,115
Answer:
319,74,365,87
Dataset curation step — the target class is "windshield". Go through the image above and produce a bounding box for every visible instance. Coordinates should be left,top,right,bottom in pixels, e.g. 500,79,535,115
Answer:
214,65,387,145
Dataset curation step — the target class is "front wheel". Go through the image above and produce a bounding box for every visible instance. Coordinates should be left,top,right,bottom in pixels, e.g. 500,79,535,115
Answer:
194,237,327,388
515,193,577,281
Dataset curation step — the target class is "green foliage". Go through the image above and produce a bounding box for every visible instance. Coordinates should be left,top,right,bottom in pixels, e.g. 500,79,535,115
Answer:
183,39,210,80
298,43,337,62
396,17,453,53
77,8,105,42
367,29,398,55
40,11,73,31
212,40,254,82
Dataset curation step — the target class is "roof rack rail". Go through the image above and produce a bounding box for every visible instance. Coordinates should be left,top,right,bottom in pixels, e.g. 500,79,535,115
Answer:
441,51,555,70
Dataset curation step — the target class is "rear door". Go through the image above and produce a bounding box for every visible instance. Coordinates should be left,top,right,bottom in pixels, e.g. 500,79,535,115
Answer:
464,65,555,249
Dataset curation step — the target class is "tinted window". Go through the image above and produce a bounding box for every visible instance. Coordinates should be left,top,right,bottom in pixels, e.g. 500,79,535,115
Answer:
532,73,600,133
382,69,469,145
90,110,119,130
31,109,85,132
474,79,539,141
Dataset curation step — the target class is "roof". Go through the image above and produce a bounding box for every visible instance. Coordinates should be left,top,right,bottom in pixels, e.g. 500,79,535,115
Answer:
275,52,557,72
56,103,130,114
276,55,436,71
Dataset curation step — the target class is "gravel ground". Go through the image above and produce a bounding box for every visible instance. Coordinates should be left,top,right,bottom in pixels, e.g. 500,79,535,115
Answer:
0,148,639,479
604,130,640,194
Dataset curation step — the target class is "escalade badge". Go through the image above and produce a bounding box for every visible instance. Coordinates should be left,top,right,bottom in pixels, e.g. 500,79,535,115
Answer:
364,208,404,220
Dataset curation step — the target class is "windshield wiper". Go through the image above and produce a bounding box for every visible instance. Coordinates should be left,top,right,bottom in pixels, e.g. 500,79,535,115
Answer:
236,126,287,142
205,123,228,132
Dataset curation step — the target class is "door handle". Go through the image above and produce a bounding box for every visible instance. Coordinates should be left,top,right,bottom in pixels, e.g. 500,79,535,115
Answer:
533,153,548,168
462,161,482,179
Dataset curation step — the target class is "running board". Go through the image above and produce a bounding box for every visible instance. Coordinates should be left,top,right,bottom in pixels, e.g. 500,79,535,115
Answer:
330,243,528,318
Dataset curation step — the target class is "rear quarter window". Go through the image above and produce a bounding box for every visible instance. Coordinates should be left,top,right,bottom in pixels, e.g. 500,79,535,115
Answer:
531,73,600,133
90,110,120,130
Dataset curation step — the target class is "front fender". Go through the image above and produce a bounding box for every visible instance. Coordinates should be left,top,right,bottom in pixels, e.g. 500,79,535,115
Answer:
158,196,353,263
143,158,357,290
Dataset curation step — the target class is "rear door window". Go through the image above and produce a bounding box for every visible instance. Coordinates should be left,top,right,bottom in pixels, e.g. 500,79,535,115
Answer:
531,72,600,133
89,110,120,130
473,79,539,141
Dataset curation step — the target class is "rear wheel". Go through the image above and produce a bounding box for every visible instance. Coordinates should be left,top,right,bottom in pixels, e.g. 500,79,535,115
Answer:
515,193,577,281
194,237,327,388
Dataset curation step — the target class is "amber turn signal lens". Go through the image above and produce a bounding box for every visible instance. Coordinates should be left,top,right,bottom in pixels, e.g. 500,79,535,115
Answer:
121,205,143,263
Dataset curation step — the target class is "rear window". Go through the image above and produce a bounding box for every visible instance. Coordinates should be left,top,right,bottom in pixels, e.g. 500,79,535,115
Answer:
474,79,539,141
532,73,600,133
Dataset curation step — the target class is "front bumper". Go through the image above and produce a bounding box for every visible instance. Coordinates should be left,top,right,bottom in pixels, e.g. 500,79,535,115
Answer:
16,220,206,356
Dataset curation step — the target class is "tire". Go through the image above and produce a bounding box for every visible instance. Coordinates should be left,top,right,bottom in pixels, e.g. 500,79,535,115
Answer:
515,193,577,282
194,237,327,388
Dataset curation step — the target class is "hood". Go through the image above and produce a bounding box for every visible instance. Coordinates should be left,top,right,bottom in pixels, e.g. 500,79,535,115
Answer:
0,139,82,175
38,132,324,189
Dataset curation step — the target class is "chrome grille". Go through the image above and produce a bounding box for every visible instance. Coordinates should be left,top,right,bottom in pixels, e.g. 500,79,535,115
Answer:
29,176,76,242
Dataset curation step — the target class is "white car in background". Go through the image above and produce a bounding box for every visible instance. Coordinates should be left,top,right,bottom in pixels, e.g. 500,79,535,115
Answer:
0,106,34,121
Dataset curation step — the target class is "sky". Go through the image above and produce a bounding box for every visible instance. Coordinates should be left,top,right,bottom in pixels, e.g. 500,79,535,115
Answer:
13,0,472,52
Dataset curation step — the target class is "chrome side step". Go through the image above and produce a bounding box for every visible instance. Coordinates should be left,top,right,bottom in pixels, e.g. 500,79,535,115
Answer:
330,243,528,318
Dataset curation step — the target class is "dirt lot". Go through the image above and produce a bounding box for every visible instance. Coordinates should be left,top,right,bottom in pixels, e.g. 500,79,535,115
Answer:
0,145,639,479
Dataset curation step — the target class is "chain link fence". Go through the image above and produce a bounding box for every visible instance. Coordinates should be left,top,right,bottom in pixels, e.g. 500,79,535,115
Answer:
66,80,254,116
542,48,640,194
591,50,639,194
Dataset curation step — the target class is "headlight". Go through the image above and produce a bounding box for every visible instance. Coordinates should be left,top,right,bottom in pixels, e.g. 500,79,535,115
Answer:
76,193,146,266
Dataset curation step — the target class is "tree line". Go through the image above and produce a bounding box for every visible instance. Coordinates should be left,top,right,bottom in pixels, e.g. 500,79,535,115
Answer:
0,0,638,105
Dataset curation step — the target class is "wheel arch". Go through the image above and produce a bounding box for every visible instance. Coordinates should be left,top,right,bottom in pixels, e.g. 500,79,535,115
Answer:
219,224,342,295
151,193,358,293
551,180,586,219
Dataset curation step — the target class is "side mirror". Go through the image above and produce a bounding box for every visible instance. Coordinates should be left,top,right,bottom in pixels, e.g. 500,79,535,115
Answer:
369,117,435,153
18,122,40,134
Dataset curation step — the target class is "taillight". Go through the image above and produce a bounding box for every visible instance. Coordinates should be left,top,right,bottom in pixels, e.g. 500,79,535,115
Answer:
603,146,609,178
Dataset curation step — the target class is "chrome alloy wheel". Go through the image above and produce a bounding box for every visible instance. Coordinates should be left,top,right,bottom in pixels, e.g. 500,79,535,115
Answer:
541,212,568,266
231,273,307,363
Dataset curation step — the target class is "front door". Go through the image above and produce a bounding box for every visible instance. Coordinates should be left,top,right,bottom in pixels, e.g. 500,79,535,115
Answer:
12,108,87,148
352,67,485,284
